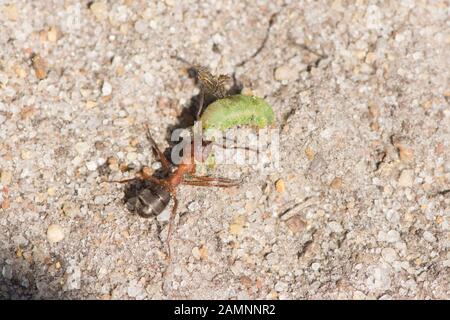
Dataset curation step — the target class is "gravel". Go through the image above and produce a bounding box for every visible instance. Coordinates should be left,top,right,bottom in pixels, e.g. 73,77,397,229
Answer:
0,1,449,300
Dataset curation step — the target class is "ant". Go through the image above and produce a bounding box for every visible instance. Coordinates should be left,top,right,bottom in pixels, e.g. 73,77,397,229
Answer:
111,125,241,259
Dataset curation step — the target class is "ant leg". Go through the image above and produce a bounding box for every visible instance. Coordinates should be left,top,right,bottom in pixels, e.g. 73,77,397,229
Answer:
144,124,171,173
182,180,240,188
196,90,205,120
185,175,241,184
182,175,242,187
166,189,178,261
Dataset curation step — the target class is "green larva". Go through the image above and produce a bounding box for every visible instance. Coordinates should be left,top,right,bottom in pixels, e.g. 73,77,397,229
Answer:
200,94,275,132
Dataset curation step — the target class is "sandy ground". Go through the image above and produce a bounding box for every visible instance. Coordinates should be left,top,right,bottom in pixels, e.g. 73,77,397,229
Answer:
0,1,449,299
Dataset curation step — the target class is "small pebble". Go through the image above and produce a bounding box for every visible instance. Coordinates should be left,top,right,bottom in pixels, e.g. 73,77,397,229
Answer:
31,54,47,80
398,145,414,162
0,170,13,185
328,221,344,233
191,247,201,260
47,224,65,243
3,4,19,21
330,177,343,189
274,281,288,292
311,262,320,271
86,161,98,171
423,231,436,243
275,179,286,193
101,81,112,96
229,223,243,235
2,265,13,279
75,142,90,155
398,169,414,187
286,215,306,233
90,2,109,21
62,201,79,217
386,230,401,243
47,27,59,42
381,248,397,262
274,65,297,81
187,201,200,212
305,147,315,160
126,152,137,162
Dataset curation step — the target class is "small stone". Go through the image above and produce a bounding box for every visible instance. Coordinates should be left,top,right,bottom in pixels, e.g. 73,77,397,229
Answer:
330,177,343,189
198,245,208,259
62,201,79,217
398,169,414,187
275,179,286,193
47,224,65,243
381,248,397,262
101,81,112,96
31,54,47,80
191,247,201,259
1,198,10,209
423,231,436,243
151,162,162,170
187,201,200,212
0,170,13,185
274,281,288,292
386,230,400,243
398,145,414,162
311,262,320,271
47,187,56,196
21,150,32,160
328,221,344,233
305,147,315,160
2,265,13,279
240,276,253,288
134,20,147,34
90,2,109,21
274,65,297,81
156,206,170,222
86,161,98,171
86,100,98,109
47,27,59,42
75,142,90,155
286,216,306,233
3,4,19,21
14,65,27,78
126,152,137,162
229,223,243,235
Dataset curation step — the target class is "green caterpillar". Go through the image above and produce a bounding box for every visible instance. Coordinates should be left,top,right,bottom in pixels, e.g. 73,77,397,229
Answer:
200,94,275,132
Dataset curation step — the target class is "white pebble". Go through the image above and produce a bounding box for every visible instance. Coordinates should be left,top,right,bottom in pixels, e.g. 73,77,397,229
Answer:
274,281,288,292
274,65,298,81
423,231,436,243
398,169,414,187
86,161,98,171
47,224,65,243
101,81,112,96
2,265,13,279
75,142,90,155
187,201,200,212
328,221,344,233
152,162,162,170
311,262,321,271
381,247,397,262
386,230,401,243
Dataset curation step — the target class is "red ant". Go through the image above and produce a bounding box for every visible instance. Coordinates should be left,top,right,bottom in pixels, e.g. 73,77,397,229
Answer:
111,125,241,259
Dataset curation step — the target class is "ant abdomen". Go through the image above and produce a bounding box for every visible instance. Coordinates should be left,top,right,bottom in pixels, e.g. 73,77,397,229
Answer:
126,184,171,218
